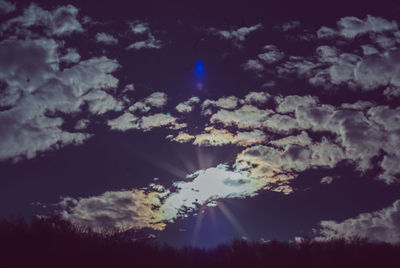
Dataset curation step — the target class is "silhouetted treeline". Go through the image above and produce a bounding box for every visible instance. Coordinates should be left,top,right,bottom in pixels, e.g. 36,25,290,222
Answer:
1,216,399,268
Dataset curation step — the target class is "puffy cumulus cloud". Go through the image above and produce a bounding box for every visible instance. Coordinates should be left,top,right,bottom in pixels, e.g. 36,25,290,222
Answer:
242,91,270,105
242,59,265,72
75,119,90,130
262,114,300,134
192,128,234,146
128,101,150,113
275,95,319,113
0,0,15,14
83,89,123,115
316,200,400,243
143,92,168,108
108,112,180,132
175,96,200,113
277,21,301,32
208,23,263,48
128,92,167,113
193,93,400,184
1,3,83,37
202,96,239,110
0,34,121,161
257,45,285,64
187,128,267,147
170,132,195,143
233,137,346,195
59,190,166,231
60,48,81,64
127,33,163,50
95,32,118,45
108,112,139,131
140,113,178,131
126,20,162,50
316,15,398,40
128,20,150,35
270,131,312,148
320,176,335,184
336,15,398,39
276,16,400,96
210,105,274,129
233,146,296,194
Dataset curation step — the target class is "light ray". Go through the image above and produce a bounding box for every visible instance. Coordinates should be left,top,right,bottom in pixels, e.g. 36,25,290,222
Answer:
218,202,248,239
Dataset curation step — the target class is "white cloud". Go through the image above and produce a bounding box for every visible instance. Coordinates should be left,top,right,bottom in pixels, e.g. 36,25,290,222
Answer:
317,200,400,243
140,113,177,131
0,35,121,161
337,15,398,39
144,92,168,108
175,96,200,113
59,190,166,231
241,59,264,72
108,112,139,131
0,0,15,14
202,96,239,110
258,45,285,64
208,23,263,48
210,105,273,129
242,91,270,105
75,119,90,130
1,3,83,37
127,33,162,50
128,20,150,34
95,32,118,45
320,176,334,184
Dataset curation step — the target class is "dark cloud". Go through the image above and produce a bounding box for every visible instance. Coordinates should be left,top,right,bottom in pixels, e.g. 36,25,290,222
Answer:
317,200,400,243
1,3,83,37
208,23,263,48
0,0,15,14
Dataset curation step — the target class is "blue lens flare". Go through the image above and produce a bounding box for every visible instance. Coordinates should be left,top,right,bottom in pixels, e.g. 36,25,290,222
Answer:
194,60,205,79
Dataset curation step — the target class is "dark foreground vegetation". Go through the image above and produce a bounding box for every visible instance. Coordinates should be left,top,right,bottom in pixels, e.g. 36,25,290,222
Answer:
1,217,400,268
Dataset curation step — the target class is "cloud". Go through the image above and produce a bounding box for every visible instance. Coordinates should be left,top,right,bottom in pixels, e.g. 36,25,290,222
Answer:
1,3,83,37
242,91,271,105
320,176,334,184
59,190,166,231
257,45,285,64
210,105,273,129
208,23,263,47
241,59,265,72
275,15,400,97
60,48,81,64
0,30,121,162
175,96,200,113
276,21,301,32
0,0,15,14
128,20,150,34
337,15,398,39
128,92,167,113
75,119,90,130
172,127,267,147
140,113,178,131
127,32,162,50
59,164,271,231
317,200,400,243
202,96,239,110
108,112,139,131
143,92,168,108
95,32,118,45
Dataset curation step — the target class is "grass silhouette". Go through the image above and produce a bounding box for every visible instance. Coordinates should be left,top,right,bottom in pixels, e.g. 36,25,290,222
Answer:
1,216,399,268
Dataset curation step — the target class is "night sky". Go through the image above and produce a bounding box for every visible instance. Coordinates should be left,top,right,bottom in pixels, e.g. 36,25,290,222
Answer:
1,0,400,248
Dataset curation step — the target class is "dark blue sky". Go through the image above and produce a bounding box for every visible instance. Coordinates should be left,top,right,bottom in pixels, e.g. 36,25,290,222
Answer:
1,0,400,248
